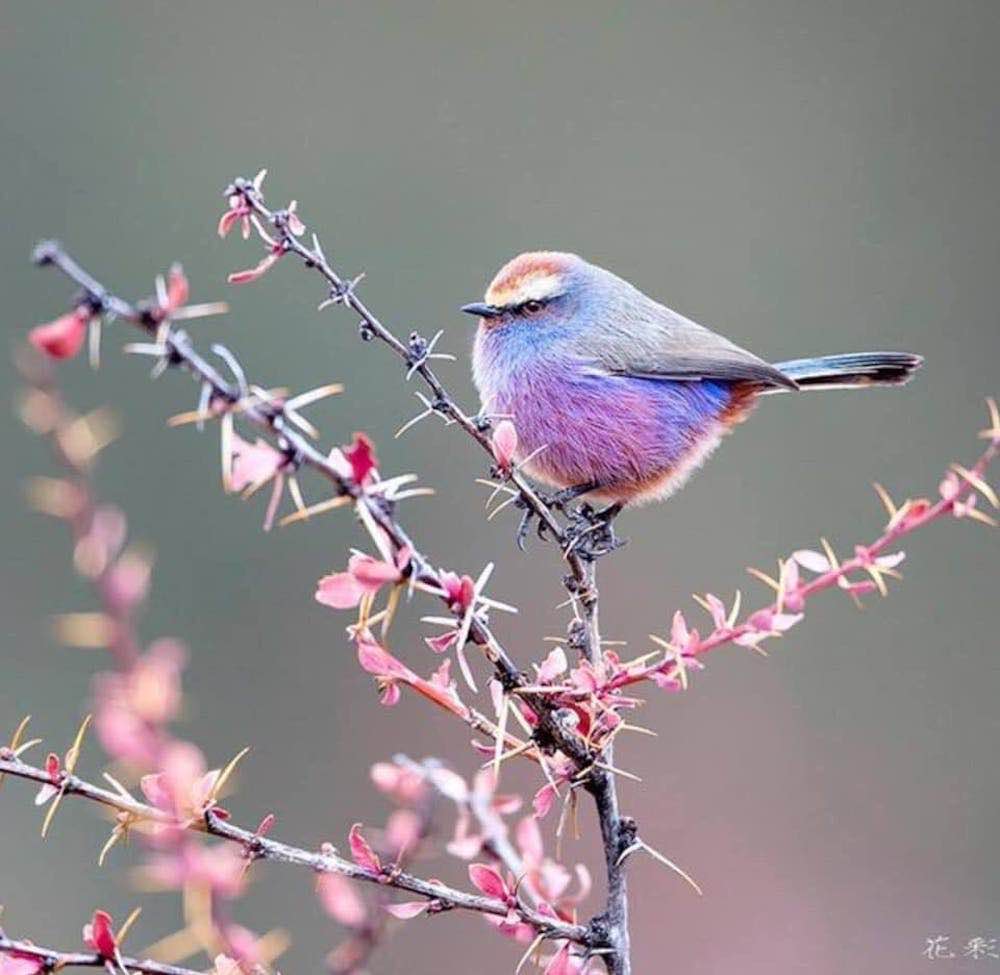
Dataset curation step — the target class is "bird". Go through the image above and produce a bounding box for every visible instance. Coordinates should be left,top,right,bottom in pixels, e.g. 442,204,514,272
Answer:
463,251,922,513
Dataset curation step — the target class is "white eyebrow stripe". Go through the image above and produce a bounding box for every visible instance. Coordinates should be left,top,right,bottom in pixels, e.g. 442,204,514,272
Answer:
489,272,566,307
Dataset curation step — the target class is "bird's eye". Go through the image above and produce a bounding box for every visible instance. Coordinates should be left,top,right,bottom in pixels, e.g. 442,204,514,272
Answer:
523,300,544,314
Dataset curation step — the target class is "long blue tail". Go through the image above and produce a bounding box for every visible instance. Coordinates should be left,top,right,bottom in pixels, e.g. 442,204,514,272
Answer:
772,351,923,391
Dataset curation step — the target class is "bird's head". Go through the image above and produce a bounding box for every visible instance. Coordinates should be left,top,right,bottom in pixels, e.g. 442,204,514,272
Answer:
461,251,596,334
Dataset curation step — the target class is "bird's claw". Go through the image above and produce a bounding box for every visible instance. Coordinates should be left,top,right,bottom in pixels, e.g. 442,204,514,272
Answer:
540,482,600,512
563,502,627,560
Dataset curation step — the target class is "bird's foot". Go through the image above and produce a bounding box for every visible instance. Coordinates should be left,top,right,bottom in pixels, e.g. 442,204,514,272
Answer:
539,481,601,512
512,482,598,551
564,502,627,561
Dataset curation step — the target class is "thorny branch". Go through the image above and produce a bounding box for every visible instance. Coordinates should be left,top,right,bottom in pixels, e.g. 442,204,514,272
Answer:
18,171,998,975
0,935,204,975
28,240,599,774
222,172,634,973
26,237,619,970
224,176,594,589
0,754,589,946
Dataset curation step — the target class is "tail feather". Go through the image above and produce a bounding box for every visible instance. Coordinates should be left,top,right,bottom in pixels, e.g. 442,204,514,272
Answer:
772,351,923,392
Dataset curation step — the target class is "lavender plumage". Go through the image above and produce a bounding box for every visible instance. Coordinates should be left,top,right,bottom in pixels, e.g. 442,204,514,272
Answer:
466,252,922,506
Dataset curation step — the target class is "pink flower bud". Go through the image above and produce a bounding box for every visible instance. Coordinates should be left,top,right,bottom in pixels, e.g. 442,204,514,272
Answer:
318,873,367,926
468,863,510,900
348,823,382,873
491,419,518,472
28,307,92,360
82,910,117,958
385,900,429,920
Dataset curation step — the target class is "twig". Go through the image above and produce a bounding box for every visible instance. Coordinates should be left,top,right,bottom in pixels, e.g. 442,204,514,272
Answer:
0,755,589,946
30,242,597,774
0,935,202,975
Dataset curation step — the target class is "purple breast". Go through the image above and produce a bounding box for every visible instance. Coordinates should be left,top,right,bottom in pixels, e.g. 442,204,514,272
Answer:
484,353,736,495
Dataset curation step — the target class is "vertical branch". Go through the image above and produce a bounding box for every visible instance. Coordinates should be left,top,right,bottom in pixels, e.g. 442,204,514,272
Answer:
579,563,633,975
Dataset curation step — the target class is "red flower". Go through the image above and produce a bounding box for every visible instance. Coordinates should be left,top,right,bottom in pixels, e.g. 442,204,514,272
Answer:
34,752,62,806
28,306,92,360
82,910,117,958
343,432,378,485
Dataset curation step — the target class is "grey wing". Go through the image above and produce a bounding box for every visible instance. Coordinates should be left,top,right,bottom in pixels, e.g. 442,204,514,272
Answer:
590,298,797,390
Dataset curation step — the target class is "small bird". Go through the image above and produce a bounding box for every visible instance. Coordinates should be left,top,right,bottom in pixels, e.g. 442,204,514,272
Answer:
464,251,921,510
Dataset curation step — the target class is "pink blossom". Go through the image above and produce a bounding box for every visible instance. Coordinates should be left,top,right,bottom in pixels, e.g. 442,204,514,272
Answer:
438,571,476,614
140,741,223,825
544,944,580,975
425,630,458,654
228,433,285,492
348,823,382,873
793,549,832,574
28,306,92,360
734,607,803,647
318,873,367,926
446,769,521,859
703,593,728,630
219,924,272,969
469,863,511,901
385,900,429,920
537,646,568,683
124,639,185,724
491,419,518,472
34,753,62,806
227,244,286,285
82,910,117,958
370,760,428,804
315,547,409,610
0,953,44,975
93,640,185,765
357,639,469,717
284,200,306,236
104,550,153,613
218,194,253,240
780,559,805,613
144,843,246,897
210,956,241,975
533,782,559,820
516,815,544,868
156,264,190,319
385,808,422,854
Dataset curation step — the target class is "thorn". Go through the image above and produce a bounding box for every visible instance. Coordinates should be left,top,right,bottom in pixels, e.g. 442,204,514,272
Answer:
635,839,703,896
950,463,998,509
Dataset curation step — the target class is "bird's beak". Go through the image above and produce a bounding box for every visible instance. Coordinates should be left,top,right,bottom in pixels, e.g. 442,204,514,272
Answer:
461,301,501,319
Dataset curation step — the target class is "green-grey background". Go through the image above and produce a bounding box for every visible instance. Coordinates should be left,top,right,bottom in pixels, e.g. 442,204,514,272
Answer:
1,3,997,972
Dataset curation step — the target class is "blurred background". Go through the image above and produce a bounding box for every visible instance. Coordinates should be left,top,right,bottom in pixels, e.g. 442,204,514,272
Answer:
1,3,997,972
